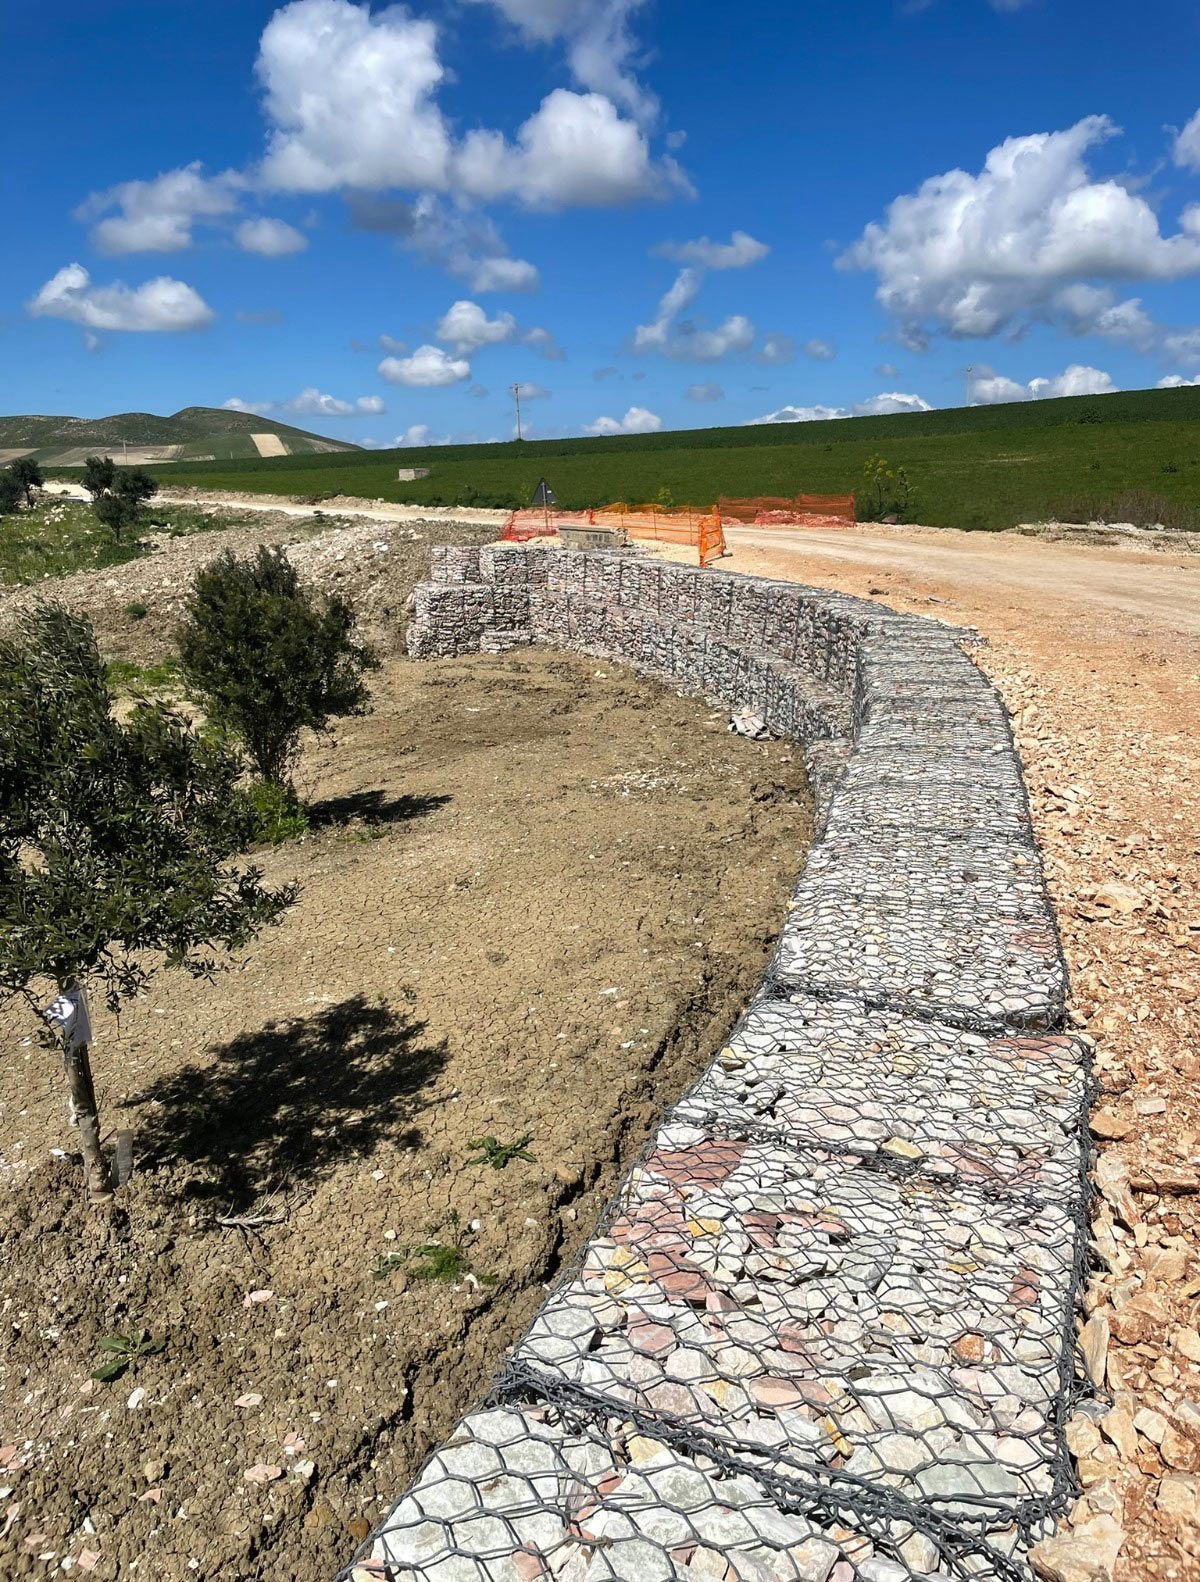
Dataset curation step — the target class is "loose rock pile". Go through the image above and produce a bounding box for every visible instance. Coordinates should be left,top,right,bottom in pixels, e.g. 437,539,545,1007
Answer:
339,547,1090,1582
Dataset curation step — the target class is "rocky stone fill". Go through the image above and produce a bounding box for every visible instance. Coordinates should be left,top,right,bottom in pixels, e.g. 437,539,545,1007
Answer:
339,546,1088,1581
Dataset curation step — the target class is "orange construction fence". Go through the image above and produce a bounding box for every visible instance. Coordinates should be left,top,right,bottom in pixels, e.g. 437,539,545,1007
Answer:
502,502,727,566
718,494,856,529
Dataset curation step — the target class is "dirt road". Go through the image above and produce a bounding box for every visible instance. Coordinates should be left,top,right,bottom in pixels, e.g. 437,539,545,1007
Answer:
727,522,1200,645
42,482,510,529
161,487,511,530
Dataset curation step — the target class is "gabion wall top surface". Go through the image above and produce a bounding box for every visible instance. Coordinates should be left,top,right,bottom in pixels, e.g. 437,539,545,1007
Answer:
341,547,1088,1582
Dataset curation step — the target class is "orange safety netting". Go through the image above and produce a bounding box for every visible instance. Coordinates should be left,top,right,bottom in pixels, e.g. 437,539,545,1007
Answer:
503,508,592,541
718,494,856,529
502,503,727,566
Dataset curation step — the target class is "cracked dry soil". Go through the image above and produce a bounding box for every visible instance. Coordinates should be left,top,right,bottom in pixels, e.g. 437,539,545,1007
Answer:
0,648,811,1582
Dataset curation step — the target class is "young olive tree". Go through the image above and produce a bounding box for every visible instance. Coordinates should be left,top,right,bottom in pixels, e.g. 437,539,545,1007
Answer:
10,457,43,506
0,470,23,515
0,605,295,1205
82,454,117,501
92,468,159,543
178,547,379,791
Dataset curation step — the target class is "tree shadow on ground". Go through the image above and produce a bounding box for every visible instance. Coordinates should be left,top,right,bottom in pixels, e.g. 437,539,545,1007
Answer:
306,789,450,829
128,994,446,1210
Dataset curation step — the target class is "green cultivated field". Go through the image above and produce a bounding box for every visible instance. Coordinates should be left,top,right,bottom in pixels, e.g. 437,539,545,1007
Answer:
60,385,1200,530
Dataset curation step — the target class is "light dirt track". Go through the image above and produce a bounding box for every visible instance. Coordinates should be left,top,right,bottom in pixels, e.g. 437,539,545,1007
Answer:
726,522,1200,645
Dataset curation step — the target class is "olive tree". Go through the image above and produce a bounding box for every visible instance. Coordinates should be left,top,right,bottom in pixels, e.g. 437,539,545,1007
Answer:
179,547,379,791
0,605,295,1205
82,454,117,500
93,468,158,543
10,457,43,506
0,470,22,515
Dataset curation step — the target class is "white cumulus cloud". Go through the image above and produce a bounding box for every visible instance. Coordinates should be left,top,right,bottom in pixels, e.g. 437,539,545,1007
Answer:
747,391,931,425
1157,372,1200,388
255,1,680,210
78,163,241,254
755,332,796,365
686,383,723,401
223,396,276,414
378,344,471,387
27,263,215,332
345,191,540,293
256,0,452,192
394,423,454,446
652,231,769,269
841,115,1200,346
1173,108,1200,172
968,362,1117,403
455,88,685,208
802,338,836,360
583,404,661,434
633,268,755,361
463,0,656,124
236,216,308,256
434,299,560,358
224,388,388,417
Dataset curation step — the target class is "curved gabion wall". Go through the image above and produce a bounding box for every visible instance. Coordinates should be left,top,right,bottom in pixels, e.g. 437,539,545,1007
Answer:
339,544,1090,1582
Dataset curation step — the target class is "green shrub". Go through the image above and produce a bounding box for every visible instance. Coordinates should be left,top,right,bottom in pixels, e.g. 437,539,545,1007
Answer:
178,546,379,789
82,455,117,500
237,781,310,845
93,469,158,543
0,470,23,515
124,601,149,620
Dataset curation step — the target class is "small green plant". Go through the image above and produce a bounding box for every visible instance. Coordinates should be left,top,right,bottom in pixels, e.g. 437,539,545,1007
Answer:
862,455,913,520
124,601,149,620
467,1133,536,1169
373,1242,471,1282
91,1328,167,1383
105,656,180,693
372,1211,496,1285
237,781,310,845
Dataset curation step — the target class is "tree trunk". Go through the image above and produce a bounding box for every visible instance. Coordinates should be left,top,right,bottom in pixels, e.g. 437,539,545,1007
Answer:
65,1042,114,1205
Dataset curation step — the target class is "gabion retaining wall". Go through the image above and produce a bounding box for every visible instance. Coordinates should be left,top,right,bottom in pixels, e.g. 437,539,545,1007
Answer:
339,546,1091,1582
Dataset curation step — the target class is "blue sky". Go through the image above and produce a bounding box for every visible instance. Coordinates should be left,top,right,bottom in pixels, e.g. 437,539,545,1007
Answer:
6,0,1200,446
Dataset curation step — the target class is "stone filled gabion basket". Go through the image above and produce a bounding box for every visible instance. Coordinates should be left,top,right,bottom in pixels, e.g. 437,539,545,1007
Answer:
337,544,1092,1582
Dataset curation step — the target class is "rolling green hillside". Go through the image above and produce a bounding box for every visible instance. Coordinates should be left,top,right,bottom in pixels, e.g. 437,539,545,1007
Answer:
101,385,1200,531
0,406,361,467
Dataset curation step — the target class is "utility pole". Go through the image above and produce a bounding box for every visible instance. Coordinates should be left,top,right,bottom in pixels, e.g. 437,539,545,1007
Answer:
965,366,973,408
509,383,523,442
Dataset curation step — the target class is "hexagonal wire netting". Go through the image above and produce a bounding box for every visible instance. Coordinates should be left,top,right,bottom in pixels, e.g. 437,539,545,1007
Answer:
337,553,1093,1582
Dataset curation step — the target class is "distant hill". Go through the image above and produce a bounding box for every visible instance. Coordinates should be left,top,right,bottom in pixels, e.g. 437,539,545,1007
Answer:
0,406,363,467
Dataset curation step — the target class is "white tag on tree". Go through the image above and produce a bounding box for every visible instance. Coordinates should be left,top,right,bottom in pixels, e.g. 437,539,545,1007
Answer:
44,986,93,1051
